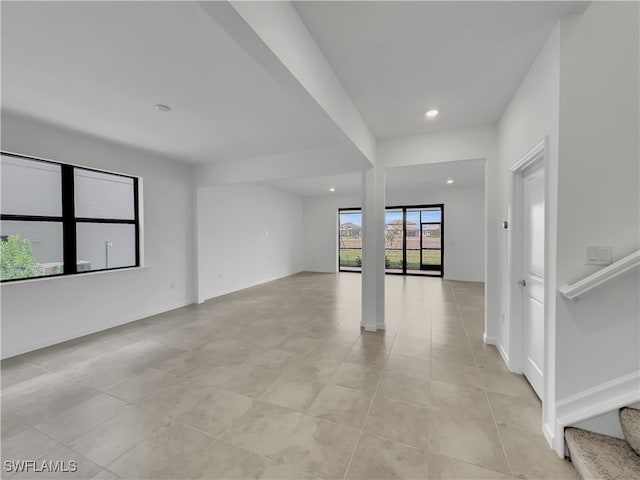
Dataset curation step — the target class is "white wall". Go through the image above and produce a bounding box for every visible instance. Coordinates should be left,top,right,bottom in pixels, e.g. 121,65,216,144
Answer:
302,193,360,273
388,186,485,282
1,112,196,358
302,185,485,283
378,125,499,339
555,1,639,399
496,23,560,371
197,183,304,302
495,1,640,449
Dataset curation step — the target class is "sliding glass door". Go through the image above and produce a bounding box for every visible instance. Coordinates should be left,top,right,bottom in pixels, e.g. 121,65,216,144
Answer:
338,209,362,272
339,204,443,277
407,205,444,276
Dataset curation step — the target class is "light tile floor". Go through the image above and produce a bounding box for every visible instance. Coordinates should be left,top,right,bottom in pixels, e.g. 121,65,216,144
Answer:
1,273,579,479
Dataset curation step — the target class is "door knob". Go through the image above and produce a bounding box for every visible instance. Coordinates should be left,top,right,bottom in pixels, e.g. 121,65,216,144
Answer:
518,279,526,287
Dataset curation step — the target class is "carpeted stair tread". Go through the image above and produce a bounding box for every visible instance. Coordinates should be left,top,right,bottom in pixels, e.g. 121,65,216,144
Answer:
620,407,640,456
565,427,640,480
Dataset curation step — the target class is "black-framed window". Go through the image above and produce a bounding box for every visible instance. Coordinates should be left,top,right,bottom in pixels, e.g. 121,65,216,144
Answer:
338,204,444,277
1,152,140,282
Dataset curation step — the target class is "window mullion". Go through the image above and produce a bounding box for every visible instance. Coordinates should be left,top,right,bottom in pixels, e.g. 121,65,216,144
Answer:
133,177,140,267
61,165,77,274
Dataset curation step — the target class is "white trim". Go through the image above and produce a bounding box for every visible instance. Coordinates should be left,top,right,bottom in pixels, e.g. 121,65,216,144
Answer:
198,269,304,304
509,137,559,453
510,140,545,172
542,421,557,453
508,139,546,375
483,334,512,369
1,298,195,359
496,342,510,368
0,265,147,287
558,250,640,300
444,275,485,283
553,370,640,455
1,149,141,179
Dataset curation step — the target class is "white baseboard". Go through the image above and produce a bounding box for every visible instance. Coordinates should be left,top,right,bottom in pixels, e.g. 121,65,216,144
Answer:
542,421,560,456
199,269,303,304
362,322,386,332
1,298,195,359
554,370,640,456
483,334,513,373
444,275,484,283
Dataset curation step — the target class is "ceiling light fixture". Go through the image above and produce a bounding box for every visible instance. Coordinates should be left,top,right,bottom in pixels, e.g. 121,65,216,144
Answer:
329,187,335,192
425,109,439,118
155,104,172,112
446,178,454,184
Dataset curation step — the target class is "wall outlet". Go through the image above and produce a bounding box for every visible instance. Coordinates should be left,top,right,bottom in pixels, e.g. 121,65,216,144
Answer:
500,312,505,324
585,246,612,266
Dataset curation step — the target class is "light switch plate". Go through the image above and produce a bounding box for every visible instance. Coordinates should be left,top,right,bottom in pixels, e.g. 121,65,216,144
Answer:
585,245,612,265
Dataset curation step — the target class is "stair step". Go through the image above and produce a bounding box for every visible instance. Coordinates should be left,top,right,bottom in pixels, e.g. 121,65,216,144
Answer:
565,427,640,480
620,407,640,456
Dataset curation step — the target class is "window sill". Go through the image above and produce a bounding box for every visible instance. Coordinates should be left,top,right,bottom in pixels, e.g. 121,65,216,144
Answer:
0,266,147,286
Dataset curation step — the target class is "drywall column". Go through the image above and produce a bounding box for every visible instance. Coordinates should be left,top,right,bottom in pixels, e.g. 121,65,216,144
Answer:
361,166,385,331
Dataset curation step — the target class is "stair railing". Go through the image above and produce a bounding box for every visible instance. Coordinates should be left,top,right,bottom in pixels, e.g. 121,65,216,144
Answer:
559,250,640,300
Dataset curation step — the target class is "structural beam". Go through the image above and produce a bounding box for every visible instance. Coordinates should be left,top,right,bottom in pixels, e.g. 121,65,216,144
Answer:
199,1,376,168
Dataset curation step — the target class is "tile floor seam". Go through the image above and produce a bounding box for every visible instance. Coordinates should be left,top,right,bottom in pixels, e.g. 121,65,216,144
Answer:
2,275,567,480
454,282,515,477
29,424,113,474
101,418,218,475
482,388,516,477
173,418,222,442
31,403,133,450
341,332,392,480
359,427,513,479
3,425,64,463
212,435,320,480
256,336,324,401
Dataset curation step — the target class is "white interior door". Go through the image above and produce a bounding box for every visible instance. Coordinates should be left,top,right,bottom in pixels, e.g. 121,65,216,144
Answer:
522,163,545,399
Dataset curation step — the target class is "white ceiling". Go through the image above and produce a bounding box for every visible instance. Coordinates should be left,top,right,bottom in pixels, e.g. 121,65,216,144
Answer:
262,172,362,197
1,1,342,164
294,1,588,138
386,159,485,192
261,158,485,197
2,1,589,168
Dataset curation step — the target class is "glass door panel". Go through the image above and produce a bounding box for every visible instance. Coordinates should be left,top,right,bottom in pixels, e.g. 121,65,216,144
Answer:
385,209,403,273
339,209,362,272
420,207,443,274
405,210,421,273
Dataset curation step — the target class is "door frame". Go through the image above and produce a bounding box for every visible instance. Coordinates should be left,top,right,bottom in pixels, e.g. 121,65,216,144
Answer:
508,139,547,376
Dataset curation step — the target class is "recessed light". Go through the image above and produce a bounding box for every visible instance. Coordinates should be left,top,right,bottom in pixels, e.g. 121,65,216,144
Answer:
446,178,454,184
329,187,335,192
155,104,172,112
425,109,439,118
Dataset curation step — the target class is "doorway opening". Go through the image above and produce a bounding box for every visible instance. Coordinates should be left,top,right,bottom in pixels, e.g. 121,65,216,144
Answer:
338,204,444,277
